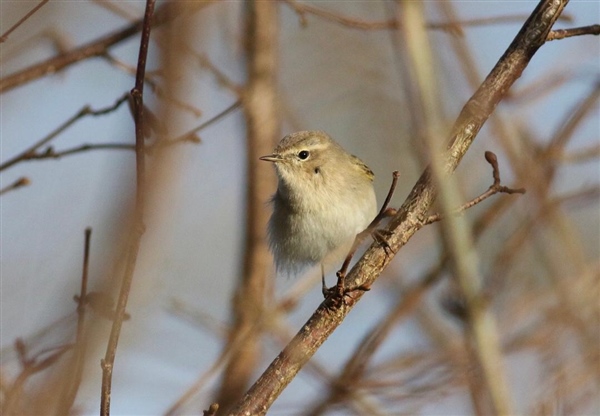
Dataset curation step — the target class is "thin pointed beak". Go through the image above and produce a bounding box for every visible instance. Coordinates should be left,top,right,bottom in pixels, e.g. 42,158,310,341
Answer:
259,154,283,163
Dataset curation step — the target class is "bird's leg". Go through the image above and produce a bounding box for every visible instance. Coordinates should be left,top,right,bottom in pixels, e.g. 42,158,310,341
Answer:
325,171,400,300
320,264,328,298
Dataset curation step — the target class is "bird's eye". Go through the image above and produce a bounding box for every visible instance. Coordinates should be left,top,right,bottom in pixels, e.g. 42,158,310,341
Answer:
298,150,310,160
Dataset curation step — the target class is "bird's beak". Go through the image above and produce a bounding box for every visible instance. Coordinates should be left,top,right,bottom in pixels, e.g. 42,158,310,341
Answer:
259,154,283,163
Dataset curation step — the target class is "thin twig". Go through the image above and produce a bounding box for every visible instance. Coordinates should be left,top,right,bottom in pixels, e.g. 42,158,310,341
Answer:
0,93,129,172
0,177,30,196
191,50,243,95
6,101,239,165
1,344,72,414
282,0,399,30
547,24,600,41
424,152,526,225
169,100,241,144
99,1,155,414
55,228,92,414
428,13,573,33
0,2,216,93
0,0,50,43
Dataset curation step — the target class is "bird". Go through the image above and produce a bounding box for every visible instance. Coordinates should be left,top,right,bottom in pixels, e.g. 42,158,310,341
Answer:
260,131,378,289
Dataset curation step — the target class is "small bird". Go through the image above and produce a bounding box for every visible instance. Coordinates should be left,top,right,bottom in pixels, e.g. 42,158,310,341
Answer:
260,131,377,284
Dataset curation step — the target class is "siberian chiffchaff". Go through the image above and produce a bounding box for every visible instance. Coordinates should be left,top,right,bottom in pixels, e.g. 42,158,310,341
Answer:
260,131,377,276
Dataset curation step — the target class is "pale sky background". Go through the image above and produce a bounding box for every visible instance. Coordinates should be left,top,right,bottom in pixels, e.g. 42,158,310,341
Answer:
1,1,598,415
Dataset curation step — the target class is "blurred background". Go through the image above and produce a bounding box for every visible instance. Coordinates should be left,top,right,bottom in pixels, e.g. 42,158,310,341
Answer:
1,1,598,415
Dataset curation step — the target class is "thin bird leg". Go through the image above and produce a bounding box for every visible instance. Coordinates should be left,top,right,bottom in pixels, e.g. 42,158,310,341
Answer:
330,171,400,298
320,263,328,297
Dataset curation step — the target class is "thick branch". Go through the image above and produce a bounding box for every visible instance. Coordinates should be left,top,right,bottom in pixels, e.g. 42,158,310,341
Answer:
215,1,279,411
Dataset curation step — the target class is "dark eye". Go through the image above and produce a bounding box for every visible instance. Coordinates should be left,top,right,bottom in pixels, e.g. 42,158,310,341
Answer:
298,150,310,160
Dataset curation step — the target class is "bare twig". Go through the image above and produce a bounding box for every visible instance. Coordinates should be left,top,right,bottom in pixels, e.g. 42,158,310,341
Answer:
424,152,526,225
0,0,50,43
428,13,573,33
191,51,243,95
4,100,238,167
547,24,600,41
228,1,568,414
55,228,92,415
0,177,30,196
168,100,241,145
282,0,398,30
1,344,72,414
0,2,216,93
100,1,155,414
0,93,129,172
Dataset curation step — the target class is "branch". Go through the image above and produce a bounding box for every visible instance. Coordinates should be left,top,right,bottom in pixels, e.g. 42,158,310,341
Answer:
0,93,129,172
228,1,569,414
99,1,154,414
281,0,398,30
215,1,279,412
55,228,92,415
0,2,216,93
547,24,600,41
0,0,50,43
0,177,30,196
428,13,573,34
424,152,526,225
2,99,239,167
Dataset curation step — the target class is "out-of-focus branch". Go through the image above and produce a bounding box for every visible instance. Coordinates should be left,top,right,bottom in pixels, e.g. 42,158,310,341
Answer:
99,1,154,414
215,1,279,412
0,0,50,43
428,12,573,34
0,2,215,93
400,0,515,411
282,0,398,30
54,228,92,415
0,177,30,196
1,343,72,414
229,1,568,414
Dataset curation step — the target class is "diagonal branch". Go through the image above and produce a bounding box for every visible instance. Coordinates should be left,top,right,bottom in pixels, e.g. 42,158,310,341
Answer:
0,0,50,43
0,93,129,172
228,1,569,414
424,151,526,225
0,2,216,94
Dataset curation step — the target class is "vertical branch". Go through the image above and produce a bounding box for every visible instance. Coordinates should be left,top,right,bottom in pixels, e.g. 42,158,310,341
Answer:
99,1,154,415
398,2,514,414
54,228,92,415
215,0,279,411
